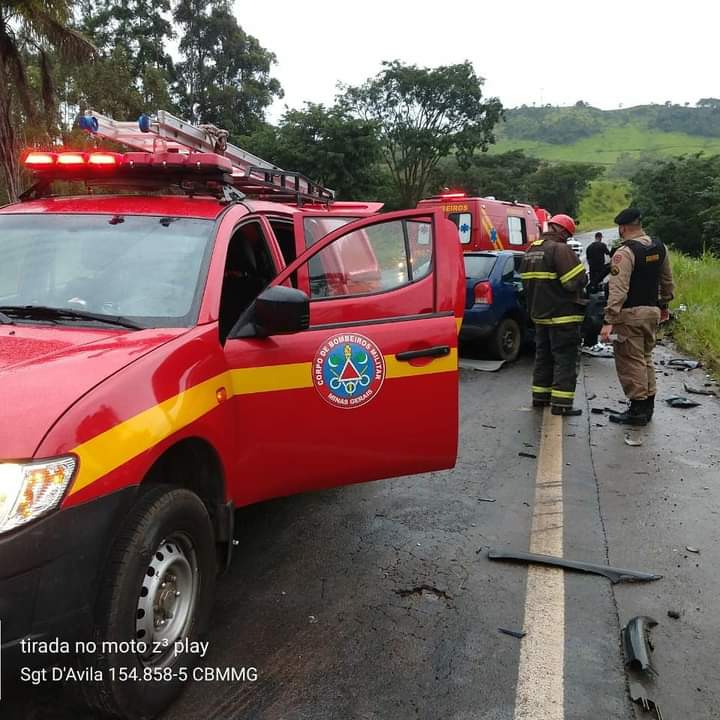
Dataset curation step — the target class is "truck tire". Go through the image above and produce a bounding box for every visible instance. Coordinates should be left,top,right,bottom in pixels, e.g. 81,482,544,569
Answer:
490,317,522,362
79,486,217,719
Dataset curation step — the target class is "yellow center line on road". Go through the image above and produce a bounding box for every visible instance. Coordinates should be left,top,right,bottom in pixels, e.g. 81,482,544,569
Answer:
513,407,565,720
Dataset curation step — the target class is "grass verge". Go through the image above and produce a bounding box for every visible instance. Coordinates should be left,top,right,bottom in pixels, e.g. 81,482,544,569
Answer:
667,250,720,373
578,179,631,232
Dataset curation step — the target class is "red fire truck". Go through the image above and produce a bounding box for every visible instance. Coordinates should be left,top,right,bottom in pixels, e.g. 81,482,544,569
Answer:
0,111,463,718
417,191,547,252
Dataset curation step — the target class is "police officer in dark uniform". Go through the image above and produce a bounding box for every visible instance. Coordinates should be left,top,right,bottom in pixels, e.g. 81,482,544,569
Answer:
586,231,611,292
600,208,675,425
521,214,588,416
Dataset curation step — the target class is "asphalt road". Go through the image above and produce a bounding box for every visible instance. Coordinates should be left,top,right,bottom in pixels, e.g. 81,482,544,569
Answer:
6,339,720,719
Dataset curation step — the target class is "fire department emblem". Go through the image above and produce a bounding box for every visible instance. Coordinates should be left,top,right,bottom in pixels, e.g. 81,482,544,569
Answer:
312,334,385,408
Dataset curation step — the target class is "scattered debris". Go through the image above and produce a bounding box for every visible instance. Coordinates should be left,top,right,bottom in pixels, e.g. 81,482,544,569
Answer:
477,497,496,503
591,407,605,414
667,610,681,620
686,546,700,554
629,682,664,719
459,358,506,372
666,396,701,409
481,423,497,429
587,393,597,401
622,616,658,675
624,435,644,447
518,452,537,459
308,615,318,624
487,549,662,584
498,627,526,639
667,358,701,370
581,343,614,358
684,382,716,396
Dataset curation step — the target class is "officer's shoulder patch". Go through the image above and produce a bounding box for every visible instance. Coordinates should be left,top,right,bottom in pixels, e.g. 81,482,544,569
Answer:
646,253,660,262
610,265,620,275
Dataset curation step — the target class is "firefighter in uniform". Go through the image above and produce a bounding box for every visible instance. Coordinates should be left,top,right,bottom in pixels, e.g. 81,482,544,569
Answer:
600,208,675,425
521,214,588,416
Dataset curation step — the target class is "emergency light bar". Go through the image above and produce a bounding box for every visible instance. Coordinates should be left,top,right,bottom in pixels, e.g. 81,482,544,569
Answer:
20,149,244,203
25,151,122,169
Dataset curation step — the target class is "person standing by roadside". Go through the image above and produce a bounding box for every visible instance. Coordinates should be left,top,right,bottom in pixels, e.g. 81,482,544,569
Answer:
521,214,588,416
586,231,611,291
600,208,674,425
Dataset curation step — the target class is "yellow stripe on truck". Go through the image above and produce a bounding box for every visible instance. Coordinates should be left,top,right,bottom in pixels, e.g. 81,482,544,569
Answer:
69,351,458,496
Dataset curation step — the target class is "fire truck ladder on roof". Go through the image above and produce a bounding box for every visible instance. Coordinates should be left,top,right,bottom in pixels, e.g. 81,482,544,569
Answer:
78,109,335,203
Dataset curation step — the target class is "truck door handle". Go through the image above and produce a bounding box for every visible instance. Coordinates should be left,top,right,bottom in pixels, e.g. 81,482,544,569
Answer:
395,345,451,362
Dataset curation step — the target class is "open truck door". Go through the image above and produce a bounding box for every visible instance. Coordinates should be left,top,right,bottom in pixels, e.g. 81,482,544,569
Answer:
223,208,462,505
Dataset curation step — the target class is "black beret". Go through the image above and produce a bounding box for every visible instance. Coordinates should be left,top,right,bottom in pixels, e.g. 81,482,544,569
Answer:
613,207,641,225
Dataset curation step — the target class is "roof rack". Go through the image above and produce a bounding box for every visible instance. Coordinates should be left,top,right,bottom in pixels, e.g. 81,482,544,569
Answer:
78,109,335,203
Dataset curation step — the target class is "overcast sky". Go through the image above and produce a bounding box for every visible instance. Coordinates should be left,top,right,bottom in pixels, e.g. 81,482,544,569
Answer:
233,0,716,122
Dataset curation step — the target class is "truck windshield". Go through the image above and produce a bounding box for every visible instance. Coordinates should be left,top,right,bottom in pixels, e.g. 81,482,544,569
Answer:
0,214,215,328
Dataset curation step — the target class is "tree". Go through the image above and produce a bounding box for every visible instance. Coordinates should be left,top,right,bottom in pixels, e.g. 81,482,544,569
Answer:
77,0,176,111
432,150,541,202
340,60,503,208
630,153,720,256
242,103,382,199
0,2,95,201
173,0,282,137
526,162,604,219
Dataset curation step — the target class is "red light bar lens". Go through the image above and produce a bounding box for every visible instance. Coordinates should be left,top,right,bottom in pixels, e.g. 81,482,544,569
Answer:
57,153,86,166
25,152,56,167
88,152,120,166
441,192,467,198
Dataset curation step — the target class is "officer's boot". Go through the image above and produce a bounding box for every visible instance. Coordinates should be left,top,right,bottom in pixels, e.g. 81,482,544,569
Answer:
609,399,650,426
551,405,582,417
646,395,655,420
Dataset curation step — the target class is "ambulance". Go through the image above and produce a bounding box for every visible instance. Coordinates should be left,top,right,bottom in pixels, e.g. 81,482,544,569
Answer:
417,191,547,252
0,111,463,719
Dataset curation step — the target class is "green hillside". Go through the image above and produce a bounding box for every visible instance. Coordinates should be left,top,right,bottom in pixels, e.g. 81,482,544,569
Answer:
491,126,720,167
488,104,720,229
490,103,720,169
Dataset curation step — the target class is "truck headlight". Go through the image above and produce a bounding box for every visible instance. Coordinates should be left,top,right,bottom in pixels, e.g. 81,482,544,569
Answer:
0,457,77,534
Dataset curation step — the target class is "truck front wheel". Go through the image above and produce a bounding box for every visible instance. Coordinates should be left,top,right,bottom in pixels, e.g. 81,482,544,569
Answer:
79,486,217,719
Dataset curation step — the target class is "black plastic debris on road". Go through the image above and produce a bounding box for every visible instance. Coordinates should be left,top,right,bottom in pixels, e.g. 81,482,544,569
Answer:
477,497,496,503
666,396,701,408
622,616,659,676
498,627,526,639
518,452,537,459
667,610,681,619
487,549,663,584
667,358,701,370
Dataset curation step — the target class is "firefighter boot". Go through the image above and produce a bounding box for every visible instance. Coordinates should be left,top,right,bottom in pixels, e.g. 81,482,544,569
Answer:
551,406,582,417
609,399,650,426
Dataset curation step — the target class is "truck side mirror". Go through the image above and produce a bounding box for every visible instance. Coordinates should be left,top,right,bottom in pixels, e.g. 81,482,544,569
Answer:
229,286,310,339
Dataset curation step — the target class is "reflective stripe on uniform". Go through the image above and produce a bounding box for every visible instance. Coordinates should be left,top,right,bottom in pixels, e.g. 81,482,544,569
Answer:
559,263,585,285
551,389,575,399
532,385,551,394
533,315,584,325
520,271,558,280
531,239,544,246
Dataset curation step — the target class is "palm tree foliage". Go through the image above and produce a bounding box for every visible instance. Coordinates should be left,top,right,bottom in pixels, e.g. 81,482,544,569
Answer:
0,1,95,200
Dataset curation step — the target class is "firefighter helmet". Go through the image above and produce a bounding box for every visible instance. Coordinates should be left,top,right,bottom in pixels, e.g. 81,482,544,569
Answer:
548,214,576,236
